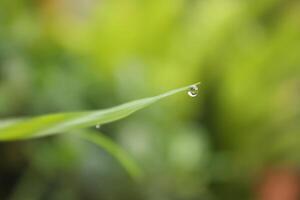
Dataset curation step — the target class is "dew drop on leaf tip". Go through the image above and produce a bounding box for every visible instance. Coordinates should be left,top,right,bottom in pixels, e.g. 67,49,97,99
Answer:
187,85,199,97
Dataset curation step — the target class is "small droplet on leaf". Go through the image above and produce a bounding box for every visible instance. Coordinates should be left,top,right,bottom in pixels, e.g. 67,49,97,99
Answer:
96,124,101,129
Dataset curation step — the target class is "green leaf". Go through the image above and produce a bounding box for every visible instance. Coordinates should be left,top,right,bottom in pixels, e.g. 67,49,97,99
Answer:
79,131,142,180
0,82,200,141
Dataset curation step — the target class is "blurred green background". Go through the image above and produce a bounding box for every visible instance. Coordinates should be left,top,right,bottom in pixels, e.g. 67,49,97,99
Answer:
0,0,300,199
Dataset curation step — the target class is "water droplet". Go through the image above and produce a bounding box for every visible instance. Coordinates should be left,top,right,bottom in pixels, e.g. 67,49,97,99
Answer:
96,124,101,129
188,85,199,97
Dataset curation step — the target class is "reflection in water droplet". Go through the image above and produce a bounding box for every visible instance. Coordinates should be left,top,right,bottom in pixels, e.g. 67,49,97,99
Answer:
188,85,199,97
96,124,101,129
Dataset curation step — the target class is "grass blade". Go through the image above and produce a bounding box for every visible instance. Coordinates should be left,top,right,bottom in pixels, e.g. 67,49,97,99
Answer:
79,131,142,180
0,82,200,141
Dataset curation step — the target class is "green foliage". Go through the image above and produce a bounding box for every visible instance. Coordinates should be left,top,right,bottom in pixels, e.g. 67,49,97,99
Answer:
1,0,300,199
